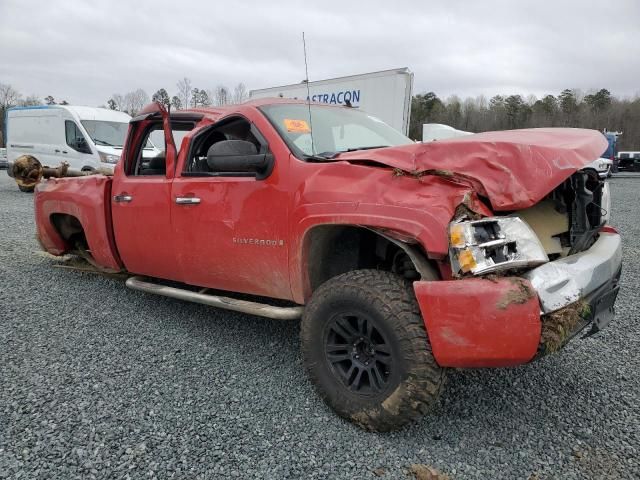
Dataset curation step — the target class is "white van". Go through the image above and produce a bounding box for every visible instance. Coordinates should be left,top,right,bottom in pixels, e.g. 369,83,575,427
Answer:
5,105,158,180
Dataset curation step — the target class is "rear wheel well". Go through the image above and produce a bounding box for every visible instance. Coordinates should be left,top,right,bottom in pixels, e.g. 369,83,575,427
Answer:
305,225,438,294
50,213,88,250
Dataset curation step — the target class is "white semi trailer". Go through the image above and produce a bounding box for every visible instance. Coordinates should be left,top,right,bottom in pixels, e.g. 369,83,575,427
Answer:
249,68,414,135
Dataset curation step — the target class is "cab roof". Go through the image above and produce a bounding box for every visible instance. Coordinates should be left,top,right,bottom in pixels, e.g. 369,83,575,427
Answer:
182,97,346,119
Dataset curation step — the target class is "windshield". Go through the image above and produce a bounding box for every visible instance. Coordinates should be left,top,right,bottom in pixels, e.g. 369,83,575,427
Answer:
260,104,413,158
81,120,128,147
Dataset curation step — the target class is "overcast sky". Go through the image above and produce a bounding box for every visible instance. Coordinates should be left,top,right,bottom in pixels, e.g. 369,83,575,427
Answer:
1,0,639,106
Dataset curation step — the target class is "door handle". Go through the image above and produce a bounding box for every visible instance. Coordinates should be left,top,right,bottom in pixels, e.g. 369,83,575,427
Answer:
62,150,68,154
175,197,201,205
113,194,133,203
55,149,60,153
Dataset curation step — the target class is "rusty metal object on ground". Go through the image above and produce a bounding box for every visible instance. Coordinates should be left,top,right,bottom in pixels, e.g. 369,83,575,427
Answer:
12,155,112,191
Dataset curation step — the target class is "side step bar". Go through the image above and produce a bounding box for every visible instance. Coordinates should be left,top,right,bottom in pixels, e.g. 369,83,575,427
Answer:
125,276,304,320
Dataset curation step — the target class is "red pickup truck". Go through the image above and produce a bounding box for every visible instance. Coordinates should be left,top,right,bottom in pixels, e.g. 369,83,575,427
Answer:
34,100,622,431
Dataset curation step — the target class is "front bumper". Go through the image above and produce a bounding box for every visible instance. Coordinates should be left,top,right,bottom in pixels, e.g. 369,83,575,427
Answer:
414,232,622,368
523,232,621,313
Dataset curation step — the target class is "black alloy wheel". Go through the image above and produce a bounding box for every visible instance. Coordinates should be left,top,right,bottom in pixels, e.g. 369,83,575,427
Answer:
301,269,446,431
324,312,392,395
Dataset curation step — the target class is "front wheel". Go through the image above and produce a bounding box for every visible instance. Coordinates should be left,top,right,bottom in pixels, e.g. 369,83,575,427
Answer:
301,270,446,431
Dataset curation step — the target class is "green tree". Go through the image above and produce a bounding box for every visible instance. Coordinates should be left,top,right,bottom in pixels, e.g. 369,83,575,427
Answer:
540,95,558,116
107,99,118,110
489,95,507,128
504,95,530,128
191,88,200,107
171,95,182,110
558,89,579,125
45,95,56,105
445,95,462,128
409,92,444,138
198,90,211,107
584,88,611,113
559,89,577,114
152,88,171,107
415,92,443,116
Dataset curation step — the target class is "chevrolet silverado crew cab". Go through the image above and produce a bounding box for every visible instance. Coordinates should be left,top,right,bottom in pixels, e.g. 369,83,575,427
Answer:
34,100,621,431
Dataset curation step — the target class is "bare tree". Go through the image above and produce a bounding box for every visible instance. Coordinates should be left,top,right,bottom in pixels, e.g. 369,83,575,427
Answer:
123,89,149,116
176,77,192,110
233,82,248,104
19,95,41,106
111,93,124,111
214,85,230,106
0,83,22,147
0,83,22,109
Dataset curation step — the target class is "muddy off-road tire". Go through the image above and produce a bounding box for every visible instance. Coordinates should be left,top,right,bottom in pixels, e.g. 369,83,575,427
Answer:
301,270,446,431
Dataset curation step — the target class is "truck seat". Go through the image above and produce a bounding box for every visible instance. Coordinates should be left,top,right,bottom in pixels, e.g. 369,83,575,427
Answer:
141,155,166,176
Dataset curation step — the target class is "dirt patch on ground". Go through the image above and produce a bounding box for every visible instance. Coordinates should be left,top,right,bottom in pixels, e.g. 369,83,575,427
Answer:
496,277,536,309
408,464,451,480
571,445,626,479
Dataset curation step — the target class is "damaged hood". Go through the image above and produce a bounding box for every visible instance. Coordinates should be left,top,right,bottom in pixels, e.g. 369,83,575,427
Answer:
336,128,607,210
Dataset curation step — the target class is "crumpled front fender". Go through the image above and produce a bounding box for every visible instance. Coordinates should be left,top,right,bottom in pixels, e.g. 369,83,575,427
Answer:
414,277,541,367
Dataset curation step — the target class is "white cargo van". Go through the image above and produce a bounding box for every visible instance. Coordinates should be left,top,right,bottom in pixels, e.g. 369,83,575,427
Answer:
5,105,147,179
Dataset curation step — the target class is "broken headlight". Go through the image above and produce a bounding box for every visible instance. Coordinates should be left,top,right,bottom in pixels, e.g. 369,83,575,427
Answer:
449,217,548,276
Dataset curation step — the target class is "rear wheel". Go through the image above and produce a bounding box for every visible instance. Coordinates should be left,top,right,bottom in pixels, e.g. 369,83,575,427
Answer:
301,269,445,431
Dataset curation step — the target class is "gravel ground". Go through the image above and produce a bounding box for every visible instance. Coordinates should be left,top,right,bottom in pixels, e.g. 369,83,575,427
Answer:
0,172,639,480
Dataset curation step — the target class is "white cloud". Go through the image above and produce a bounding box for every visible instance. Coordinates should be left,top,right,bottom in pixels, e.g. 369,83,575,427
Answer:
1,0,638,105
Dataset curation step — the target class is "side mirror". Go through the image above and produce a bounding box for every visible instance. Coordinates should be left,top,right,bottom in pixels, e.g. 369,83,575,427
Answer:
206,140,273,179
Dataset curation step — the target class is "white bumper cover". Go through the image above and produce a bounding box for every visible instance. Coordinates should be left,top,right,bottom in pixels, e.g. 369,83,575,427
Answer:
523,232,622,313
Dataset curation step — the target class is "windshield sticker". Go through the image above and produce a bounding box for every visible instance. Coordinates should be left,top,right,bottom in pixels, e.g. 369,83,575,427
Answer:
284,119,311,133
